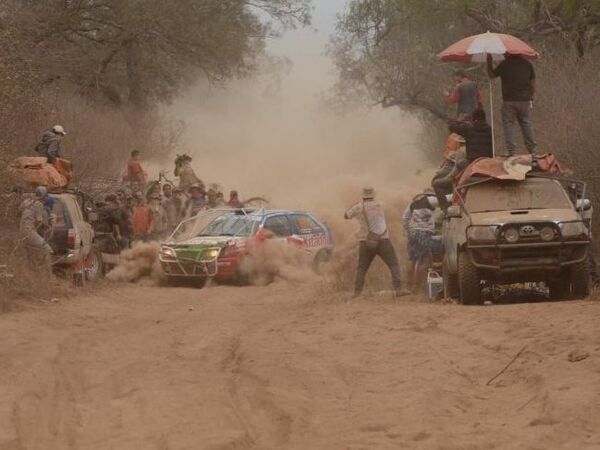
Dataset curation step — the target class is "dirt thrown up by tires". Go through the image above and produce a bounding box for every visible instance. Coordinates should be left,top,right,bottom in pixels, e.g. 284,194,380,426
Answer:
106,241,165,285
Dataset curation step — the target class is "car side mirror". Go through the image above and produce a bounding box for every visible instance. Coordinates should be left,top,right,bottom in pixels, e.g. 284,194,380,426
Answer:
576,199,592,211
446,205,462,219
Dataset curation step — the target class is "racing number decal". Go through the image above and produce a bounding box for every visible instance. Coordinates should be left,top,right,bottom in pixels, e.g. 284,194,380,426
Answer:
303,233,328,248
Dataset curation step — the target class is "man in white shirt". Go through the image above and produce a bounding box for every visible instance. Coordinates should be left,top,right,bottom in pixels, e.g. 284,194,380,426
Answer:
345,187,410,298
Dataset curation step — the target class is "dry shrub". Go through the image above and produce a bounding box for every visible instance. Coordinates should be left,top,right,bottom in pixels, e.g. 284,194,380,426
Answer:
0,231,72,306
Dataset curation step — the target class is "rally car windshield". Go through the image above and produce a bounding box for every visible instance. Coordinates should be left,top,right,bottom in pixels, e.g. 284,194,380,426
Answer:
170,210,230,242
465,178,573,213
199,215,261,237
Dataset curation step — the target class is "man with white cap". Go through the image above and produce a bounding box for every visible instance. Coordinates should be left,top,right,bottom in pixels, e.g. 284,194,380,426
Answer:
345,186,410,298
35,125,67,164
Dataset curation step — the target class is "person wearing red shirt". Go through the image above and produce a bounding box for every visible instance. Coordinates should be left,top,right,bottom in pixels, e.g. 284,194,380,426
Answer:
127,150,147,189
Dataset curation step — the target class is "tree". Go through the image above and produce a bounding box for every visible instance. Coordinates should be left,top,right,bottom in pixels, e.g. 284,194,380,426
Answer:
329,0,600,120
2,0,312,110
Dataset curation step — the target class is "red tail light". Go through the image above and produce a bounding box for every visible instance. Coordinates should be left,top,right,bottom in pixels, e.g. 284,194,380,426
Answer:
67,229,80,249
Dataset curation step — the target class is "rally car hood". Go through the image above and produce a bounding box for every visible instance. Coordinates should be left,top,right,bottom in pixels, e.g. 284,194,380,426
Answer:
164,235,246,248
469,208,581,226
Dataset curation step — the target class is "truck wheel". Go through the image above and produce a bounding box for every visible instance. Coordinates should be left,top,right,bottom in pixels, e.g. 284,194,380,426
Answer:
442,260,459,299
73,271,86,287
458,250,482,305
548,276,569,300
85,247,104,282
570,261,590,299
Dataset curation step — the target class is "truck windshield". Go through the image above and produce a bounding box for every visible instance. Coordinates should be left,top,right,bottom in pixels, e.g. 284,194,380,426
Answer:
465,178,573,213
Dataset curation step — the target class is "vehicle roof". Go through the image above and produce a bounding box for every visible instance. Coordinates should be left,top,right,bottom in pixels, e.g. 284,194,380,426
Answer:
225,209,317,216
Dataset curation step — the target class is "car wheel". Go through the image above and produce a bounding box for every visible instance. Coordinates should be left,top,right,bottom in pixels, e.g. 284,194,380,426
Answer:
193,277,208,289
570,261,590,299
458,250,481,305
442,259,459,299
85,247,104,282
312,249,331,275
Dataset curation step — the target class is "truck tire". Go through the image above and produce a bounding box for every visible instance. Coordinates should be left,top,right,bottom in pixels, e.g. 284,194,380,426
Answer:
85,247,104,282
570,261,590,299
548,276,569,300
442,260,459,299
458,250,482,305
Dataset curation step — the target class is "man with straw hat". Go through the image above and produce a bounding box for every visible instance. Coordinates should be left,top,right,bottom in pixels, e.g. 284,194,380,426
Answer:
345,186,410,298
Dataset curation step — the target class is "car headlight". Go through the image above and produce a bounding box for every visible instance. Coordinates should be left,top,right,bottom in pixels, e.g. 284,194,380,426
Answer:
504,227,520,243
159,246,177,259
560,222,588,238
467,226,498,242
201,248,220,260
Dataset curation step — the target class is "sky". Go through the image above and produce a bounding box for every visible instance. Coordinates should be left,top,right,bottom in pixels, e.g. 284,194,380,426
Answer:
267,0,349,95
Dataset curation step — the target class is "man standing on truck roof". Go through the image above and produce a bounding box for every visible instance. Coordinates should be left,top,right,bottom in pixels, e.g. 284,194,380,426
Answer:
35,125,67,164
487,53,537,155
19,186,53,269
446,70,482,121
345,187,411,298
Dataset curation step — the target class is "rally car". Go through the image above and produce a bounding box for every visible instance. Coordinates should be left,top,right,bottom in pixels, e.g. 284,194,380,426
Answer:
159,209,334,287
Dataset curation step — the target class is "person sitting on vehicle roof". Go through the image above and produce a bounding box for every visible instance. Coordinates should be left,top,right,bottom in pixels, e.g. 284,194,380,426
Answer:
35,125,66,164
402,193,435,291
185,183,206,218
448,108,493,163
20,186,53,269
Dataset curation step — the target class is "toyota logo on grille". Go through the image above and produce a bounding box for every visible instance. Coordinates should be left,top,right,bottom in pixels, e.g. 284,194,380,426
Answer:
520,225,537,236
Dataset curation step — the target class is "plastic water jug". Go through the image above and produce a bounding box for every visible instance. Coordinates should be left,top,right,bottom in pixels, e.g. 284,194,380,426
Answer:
427,269,444,300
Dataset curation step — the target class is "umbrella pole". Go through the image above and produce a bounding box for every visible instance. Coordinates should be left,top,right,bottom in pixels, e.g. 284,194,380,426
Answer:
489,78,496,157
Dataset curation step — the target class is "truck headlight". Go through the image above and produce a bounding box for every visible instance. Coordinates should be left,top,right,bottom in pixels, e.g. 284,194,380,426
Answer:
504,227,520,243
159,246,177,260
467,226,498,242
540,226,556,242
560,222,587,238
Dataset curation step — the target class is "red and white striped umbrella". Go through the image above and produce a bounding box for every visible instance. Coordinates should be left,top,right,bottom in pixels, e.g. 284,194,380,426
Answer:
438,31,539,63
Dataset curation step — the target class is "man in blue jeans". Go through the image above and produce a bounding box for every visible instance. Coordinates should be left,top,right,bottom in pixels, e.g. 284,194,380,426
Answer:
487,53,537,155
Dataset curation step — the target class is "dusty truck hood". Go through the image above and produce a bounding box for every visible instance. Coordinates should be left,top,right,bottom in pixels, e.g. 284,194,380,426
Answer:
469,208,581,226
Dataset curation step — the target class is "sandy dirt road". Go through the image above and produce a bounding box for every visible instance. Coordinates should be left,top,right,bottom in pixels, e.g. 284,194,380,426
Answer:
1,282,599,450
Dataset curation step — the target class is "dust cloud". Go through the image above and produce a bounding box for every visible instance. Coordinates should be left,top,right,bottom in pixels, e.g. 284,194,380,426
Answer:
166,73,434,245
107,241,164,285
